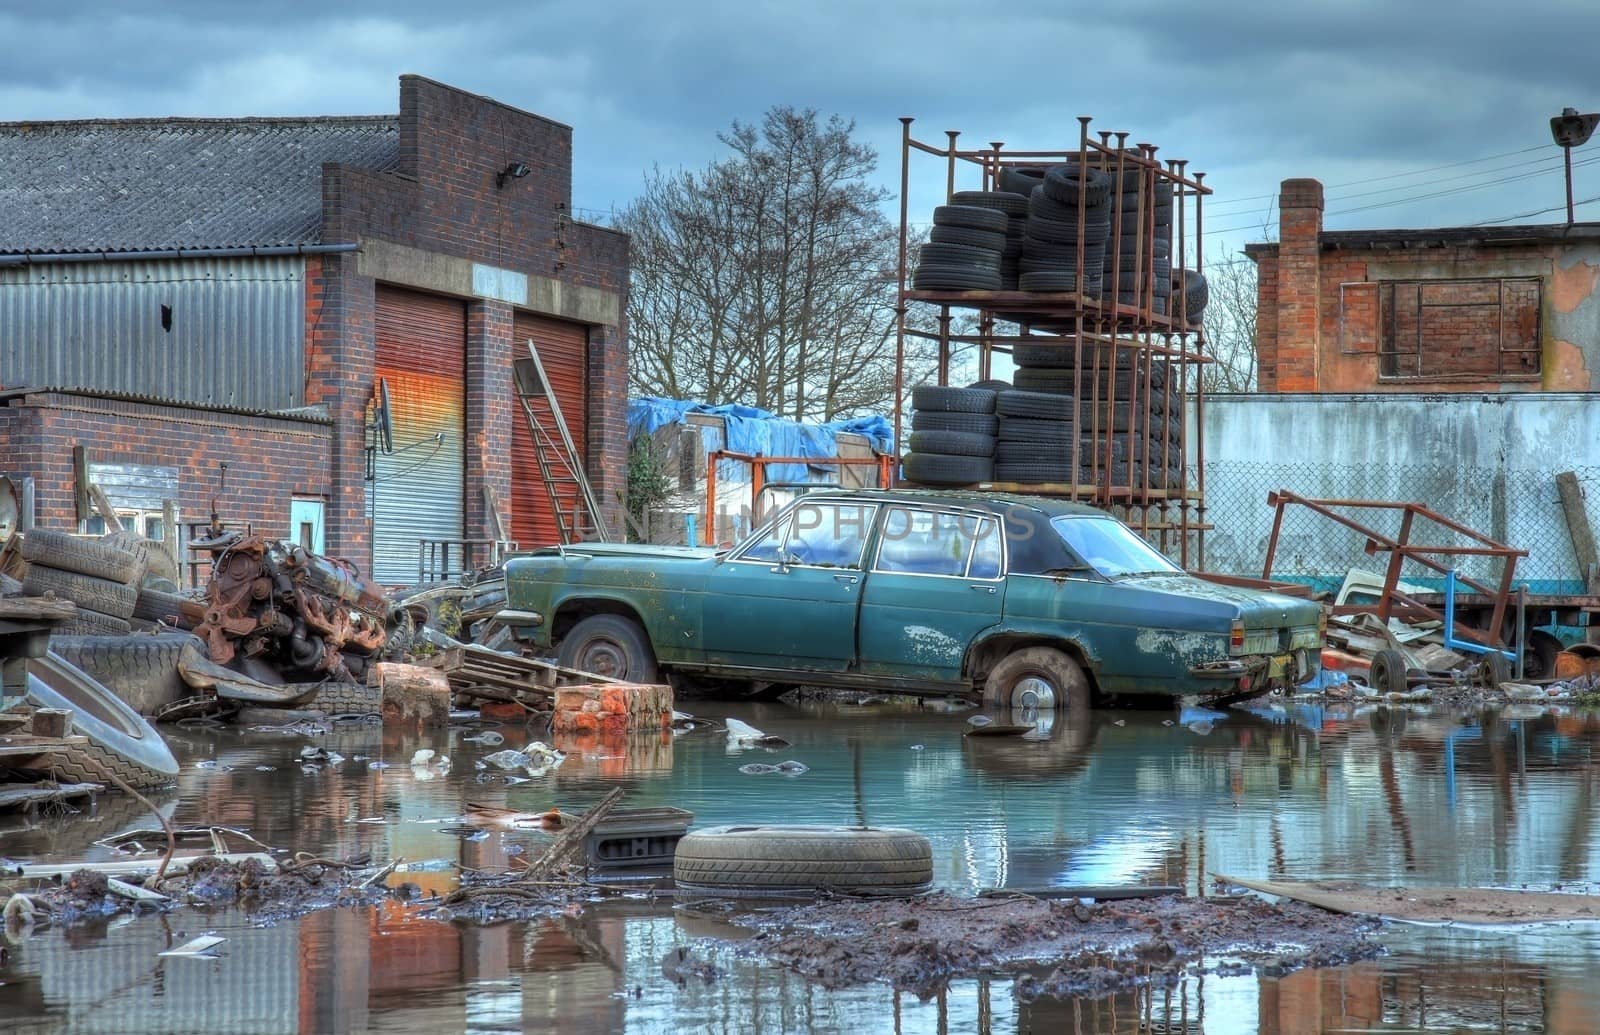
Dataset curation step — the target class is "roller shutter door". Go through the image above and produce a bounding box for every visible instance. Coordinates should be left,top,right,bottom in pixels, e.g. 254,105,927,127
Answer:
510,313,588,547
373,287,466,584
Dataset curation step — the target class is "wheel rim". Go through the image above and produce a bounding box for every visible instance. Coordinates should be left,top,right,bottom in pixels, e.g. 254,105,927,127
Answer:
1012,676,1056,710
579,639,628,679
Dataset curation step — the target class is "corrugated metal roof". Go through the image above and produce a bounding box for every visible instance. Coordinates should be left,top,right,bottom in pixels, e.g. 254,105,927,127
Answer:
0,116,399,254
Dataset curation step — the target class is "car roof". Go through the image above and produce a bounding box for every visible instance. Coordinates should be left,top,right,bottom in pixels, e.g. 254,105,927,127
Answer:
797,487,1107,519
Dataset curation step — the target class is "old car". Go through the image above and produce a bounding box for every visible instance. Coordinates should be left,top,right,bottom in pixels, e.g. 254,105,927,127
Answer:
499,489,1323,711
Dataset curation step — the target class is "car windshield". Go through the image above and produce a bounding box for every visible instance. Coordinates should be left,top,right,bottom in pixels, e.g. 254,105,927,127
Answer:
1050,516,1183,579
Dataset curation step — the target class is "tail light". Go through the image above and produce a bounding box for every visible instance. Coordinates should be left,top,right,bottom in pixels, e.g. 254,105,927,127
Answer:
1229,619,1246,654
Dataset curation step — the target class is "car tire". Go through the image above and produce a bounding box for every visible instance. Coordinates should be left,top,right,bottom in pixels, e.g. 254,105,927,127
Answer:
948,189,1031,216
931,205,1009,233
1041,164,1112,208
23,651,180,789
100,530,179,584
912,266,1003,292
911,385,998,414
929,224,1008,251
910,411,999,436
996,390,1075,421
966,379,1012,392
993,461,1075,484
901,452,993,486
1367,649,1409,694
132,586,196,625
23,565,139,619
557,614,661,684
906,430,996,457
303,681,384,717
1000,167,1047,196
20,530,143,585
48,632,200,717
56,609,135,637
997,418,1074,445
673,825,934,896
983,646,1093,713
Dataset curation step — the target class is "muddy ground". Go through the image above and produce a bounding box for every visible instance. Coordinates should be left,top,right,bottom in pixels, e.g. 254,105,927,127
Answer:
726,891,1381,998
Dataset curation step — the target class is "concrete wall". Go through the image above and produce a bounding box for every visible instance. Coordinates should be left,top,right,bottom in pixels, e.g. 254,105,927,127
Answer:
1200,392,1600,592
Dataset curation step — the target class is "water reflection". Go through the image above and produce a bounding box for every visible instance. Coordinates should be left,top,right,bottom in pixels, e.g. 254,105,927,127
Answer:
6,699,1600,1031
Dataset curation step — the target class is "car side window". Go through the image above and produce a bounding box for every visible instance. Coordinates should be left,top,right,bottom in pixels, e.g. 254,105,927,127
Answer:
783,502,877,568
738,517,790,563
875,507,974,577
968,518,1003,579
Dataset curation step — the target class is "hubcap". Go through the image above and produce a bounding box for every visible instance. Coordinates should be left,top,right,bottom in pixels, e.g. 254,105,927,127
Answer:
1012,676,1057,710
581,640,627,678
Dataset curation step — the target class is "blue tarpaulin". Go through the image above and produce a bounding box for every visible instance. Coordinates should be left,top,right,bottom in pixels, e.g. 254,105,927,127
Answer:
628,397,893,483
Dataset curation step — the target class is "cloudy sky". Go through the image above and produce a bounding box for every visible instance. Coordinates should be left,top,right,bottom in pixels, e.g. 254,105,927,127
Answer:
5,0,1598,260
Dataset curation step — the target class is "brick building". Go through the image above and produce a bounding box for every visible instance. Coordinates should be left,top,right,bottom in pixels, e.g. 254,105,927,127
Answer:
1246,178,1600,393
0,75,629,584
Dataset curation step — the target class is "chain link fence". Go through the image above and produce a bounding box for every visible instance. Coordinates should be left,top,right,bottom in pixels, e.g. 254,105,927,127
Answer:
1196,461,1600,596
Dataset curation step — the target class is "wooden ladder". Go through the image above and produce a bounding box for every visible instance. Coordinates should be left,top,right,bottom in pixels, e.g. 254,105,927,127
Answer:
513,339,610,544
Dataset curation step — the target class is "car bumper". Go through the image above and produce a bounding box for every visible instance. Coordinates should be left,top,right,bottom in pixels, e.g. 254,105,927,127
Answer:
496,609,545,640
1189,649,1319,691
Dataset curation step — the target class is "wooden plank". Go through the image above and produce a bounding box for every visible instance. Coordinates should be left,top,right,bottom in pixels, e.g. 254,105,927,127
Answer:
89,483,124,531
0,781,100,811
1216,873,1600,924
521,787,625,881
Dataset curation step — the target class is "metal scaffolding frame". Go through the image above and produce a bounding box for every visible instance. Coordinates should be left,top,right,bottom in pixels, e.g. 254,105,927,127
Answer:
893,115,1214,565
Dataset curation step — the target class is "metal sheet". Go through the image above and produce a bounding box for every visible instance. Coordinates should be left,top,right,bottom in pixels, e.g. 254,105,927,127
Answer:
510,313,588,548
372,287,466,585
0,257,304,410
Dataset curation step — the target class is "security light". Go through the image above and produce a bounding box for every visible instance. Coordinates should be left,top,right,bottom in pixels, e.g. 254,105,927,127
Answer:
1550,107,1599,222
496,162,532,188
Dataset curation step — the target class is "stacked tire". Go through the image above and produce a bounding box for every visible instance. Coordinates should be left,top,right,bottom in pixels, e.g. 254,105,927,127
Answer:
1002,164,1111,296
1102,170,1173,315
914,205,1010,291
994,389,1075,484
947,191,1027,289
19,530,142,636
1175,269,1209,327
903,385,997,486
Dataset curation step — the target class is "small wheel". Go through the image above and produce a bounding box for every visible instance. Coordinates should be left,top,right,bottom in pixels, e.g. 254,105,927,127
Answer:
556,614,660,683
1477,652,1510,688
983,646,1090,714
1367,649,1409,694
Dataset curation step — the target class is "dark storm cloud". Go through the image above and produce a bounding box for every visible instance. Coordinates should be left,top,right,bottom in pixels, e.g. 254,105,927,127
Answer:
3,1,1597,241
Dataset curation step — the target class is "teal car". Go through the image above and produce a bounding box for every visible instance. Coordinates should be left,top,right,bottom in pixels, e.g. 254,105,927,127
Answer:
499,490,1323,712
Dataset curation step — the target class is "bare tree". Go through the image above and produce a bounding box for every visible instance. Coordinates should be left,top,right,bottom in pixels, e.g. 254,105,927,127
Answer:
1200,252,1259,392
619,108,904,421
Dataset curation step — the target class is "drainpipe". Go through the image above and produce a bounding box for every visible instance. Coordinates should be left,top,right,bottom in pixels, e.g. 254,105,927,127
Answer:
0,243,361,267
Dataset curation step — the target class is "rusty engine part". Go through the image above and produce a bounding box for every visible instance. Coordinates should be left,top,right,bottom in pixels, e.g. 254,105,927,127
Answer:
194,534,392,683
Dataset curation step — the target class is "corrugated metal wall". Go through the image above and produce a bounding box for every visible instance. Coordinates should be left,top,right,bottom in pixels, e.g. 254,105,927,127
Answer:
0,257,304,410
372,287,465,584
509,313,588,547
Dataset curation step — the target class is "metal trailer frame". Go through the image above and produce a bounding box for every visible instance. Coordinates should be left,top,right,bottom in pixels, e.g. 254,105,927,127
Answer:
1261,490,1529,647
893,116,1214,565
701,451,896,546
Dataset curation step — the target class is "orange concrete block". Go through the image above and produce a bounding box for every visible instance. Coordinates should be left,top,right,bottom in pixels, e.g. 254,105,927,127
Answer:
598,713,630,739
554,688,594,712
600,687,631,715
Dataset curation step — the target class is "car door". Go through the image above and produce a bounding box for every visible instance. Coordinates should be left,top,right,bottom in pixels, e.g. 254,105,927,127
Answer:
857,506,1006,683
700,499,879,672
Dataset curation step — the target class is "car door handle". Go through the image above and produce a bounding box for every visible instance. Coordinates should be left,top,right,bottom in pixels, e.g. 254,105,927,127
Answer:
834,574,859,585
970,584,996,594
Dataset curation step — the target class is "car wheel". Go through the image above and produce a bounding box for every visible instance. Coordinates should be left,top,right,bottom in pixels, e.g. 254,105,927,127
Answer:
1367,649,1409,694
557,614,660,684
983,646,1091,714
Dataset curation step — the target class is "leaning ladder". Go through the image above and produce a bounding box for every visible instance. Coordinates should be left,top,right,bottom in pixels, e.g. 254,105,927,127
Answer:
513,339,610,544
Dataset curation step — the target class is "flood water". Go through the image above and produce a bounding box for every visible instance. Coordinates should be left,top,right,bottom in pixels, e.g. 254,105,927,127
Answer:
6,697,1600,1033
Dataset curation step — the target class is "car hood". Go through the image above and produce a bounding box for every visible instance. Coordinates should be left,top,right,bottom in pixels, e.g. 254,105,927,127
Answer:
1118,573,1320,628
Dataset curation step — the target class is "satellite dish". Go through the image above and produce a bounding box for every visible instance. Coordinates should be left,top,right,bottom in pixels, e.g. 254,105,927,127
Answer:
374,379,395,455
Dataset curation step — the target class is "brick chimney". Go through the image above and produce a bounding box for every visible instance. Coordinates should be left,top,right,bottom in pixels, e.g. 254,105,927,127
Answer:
1275,178,1324,391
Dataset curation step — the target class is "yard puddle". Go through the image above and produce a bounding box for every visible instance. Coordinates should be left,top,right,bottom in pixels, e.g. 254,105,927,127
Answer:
6,698,1600,1031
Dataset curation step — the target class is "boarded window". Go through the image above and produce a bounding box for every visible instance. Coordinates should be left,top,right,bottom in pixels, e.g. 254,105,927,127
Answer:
1378,278,1541,379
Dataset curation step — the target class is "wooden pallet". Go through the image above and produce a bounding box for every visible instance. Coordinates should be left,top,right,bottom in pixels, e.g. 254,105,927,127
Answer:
416,644,622,704
0,780,100,812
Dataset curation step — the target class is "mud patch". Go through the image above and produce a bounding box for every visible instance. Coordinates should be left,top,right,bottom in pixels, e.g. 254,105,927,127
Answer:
737,892,1380,997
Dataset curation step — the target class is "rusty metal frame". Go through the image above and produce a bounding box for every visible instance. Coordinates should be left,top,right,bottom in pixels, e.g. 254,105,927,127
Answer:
702,450,895,547
1261,490,1529,645
893,114,1212,566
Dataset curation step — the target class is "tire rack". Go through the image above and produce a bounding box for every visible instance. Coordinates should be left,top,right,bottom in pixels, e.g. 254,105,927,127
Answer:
893,115,1213,566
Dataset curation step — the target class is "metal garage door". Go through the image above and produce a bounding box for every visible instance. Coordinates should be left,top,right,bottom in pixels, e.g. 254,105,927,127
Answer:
510,313,588,548
373,287,466,584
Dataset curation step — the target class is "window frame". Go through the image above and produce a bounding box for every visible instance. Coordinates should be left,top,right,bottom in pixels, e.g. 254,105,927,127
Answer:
870,505,1007,582
729,498,880,570
1376,276,1542,383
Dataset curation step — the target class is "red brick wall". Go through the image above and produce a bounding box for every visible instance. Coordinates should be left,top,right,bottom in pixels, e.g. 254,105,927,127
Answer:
2,391,331,541
1274,179,1324,392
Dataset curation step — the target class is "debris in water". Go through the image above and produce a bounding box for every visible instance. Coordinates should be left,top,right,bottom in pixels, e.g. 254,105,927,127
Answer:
196,760,220,770
660,945,722,984
299,746,344,765
739,763,778,775
967,715,993,728
367,761,391,770
776,760,809,775
159,934,226,958
1187,721,1215,736
480,749,532,770
725,717,789,747
461,731,505,746
254,765,276,772
909,744,925,751
410,749,436,766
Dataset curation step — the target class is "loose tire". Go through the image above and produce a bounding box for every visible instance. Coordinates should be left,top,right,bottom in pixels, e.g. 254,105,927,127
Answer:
132,586,195,624
48,632,199,716
983,646,1092,712
303,681,383,716
557,614,660,684
57,610,134,637
673,825,933,896
23,651,180,789
102,530,180,584
901,452,993,486
1041,164,1112,208
1367,649,1409,694
23,565,138,619
20,530,143,585
906,430,996,457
